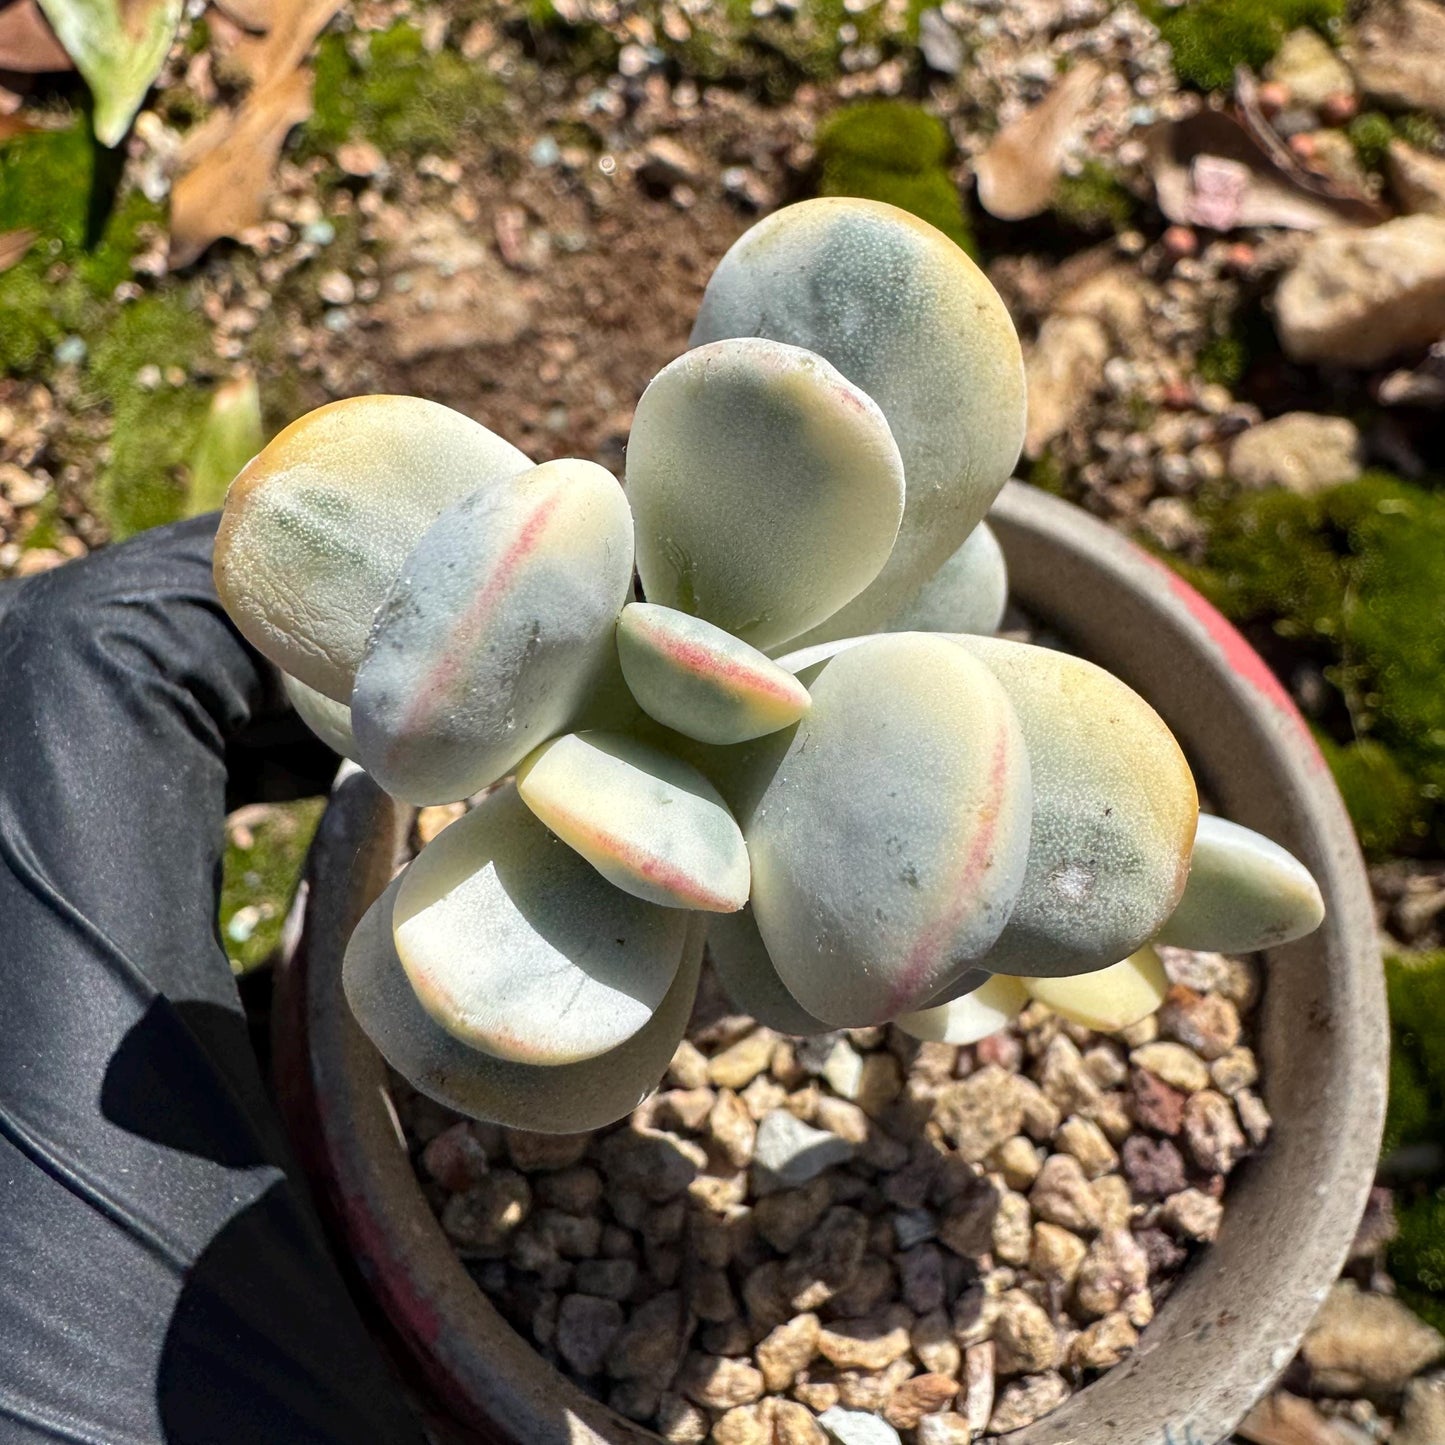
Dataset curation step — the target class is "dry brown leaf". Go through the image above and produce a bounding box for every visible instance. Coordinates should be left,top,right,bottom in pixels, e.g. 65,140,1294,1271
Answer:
1146,108,1385,232
975,61,1103,221
0,110,36,142
0,227,35,271
168,66,312,269
0,0,71,72
229,0,342,84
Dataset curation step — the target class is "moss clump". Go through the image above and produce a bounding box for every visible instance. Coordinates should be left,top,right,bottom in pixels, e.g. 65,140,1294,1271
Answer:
817,101,974,255
1348,110,1397,172
1393,1189,1445,1334
1145,0,1345,93
85,296,214,538
1198,331,1250,389
1051,160,1138,234
307,23,507,159
220,799,326,974
1191,474,1445,856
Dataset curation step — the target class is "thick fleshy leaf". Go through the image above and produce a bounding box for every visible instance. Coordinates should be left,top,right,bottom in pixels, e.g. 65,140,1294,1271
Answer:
775,633,1199,979
392,785,686,1064
897,973,1029,1044
282,672,356,759
37,0,182,146
516,732,750,913
748,634,1032,1027
626,337,905,651
690,197,1026,645
884,522,1008,638
351,458,634,805
1157,814,1324,952
952,636,1198,978
919,965,996,1008
706,908,833,1036
214,396,531,702
617,603,811,746
1022,946,1169,1032
344,876,704,1132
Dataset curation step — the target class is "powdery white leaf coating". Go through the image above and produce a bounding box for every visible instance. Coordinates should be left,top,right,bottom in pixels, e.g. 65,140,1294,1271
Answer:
690,197,1027,645
748,634,1033,1027
626,337,905,651
897,973,1030,1044
392,785,687,1064
883,522,1008,639
282,672,357,760
1023,946,1169,1032
516,731,751,912
617,602,812,745
345,875,705,1132
775,632,1199,979
951,636,1198,978
214,396,531,702
350,459,635,805
1157,813,1325,953
706,908,833,1036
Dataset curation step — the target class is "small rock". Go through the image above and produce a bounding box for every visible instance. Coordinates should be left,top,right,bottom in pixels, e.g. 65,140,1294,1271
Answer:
658,1391,709,1443
638,137,703,189
1236,1088,1273,1148
536,1208,601,1258
709,1030,778,1089
1266,27,1356,107
1237,1390,1351,1445
611,1376,662,1423
441,1171,531,1252
1396,1373,1445,1445
754,1177,833,1253
770,1399,828,1445
782,1206,869,1311
1349,0,1445,117
988,1371,1069,1433
892,1207,938,1250
817,1405,903,1445
1131,1068,1188,1134
317,269,355,307
753,1111,855,1192
535,1165,603,1215
1070,1312,1139,1371
1031,1221,1088,1288
1011,1076,1062,1140
833,1357,914,1412
961,1341,995,1433
821,1038,865,1098
912,1309,962,1377
742,1076,788,1120
992,1188,1033,1266
1083,1045,1129,1090
993,1289,1060,1375
1121,1135,1187,1200
1390,140,1445,217
1161,1187,1225,1242
1075,1229,1150,1318
1210,1046,1259,1096
1055,1116,1118,1179
607,1289,692,1381
1302,1281,1445,1394
421,1121,489,1189
708,1090,757,1169
601,1128,707,1201
934,1067,1024,1161
1183,1089,1248,1174
794,1379,842,1414
1228,414,1362,495
1130,1043,1210,1093
669,1039,712,1089
1039,1034,1104,1116
918,8,964,73
655,1088,717,1132
814,1096,870,1144
757,1312,821,1392
898,1243,947,1314
556,1294,624,1376
1029,1153,1103,1233
1135,1224,1189,1275
711,1404,768,1445
884,1372,958,1430
679,1353,765,1410
337,139,384,177
507,1130,592,1172
828,1256,898,1319
1024,314,1110,458
856,1054,904,1116
992,1135,1042,1190
1093,1174,1134,1231
574,1258,637,1300
1275,215,1445,367
818,1308,915,1371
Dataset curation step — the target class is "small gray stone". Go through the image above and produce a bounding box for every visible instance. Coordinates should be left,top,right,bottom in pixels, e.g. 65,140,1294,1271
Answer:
893,1207,938,1250
752,1110,855,1193
821,1037,865,1098
556,1293,623,1376
918,7,964,73
817,1405,903,1445
988,1371,1069,1433
600,1127,707,1202
934,1066,1024,1161
898,1243,947,1314
993,1289,1061,1375
1396,1373,1445,1445
1303,1281,1445,1394
574,1257,637,1300
1183,1089,1248,1174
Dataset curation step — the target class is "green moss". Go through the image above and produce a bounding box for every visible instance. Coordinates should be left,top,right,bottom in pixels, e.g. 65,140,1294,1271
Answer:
1318,735,1424,857
220,799,326,973
1396,113,1442,153
1392,1187,1445,1333
1027,448,1068,497
1191,475,1445,856
1348,110,1397,172
1198,332,1250,389
1144,0,1345,93
307,22,507,158
1051,160,1138,234
85,296,214,538
817,101,974,255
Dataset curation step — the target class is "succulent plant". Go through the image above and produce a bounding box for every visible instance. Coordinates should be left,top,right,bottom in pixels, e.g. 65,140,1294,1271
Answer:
214,197,1327,1134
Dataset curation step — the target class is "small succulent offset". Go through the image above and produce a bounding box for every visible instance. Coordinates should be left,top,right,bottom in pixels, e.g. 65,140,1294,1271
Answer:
214,197,1326,1134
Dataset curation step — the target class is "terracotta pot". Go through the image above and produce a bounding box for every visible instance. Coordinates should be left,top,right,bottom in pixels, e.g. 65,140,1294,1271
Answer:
271,480,1387,1445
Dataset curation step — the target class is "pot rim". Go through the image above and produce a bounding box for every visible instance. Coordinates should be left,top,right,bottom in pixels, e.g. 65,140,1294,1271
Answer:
272,479,1387,1445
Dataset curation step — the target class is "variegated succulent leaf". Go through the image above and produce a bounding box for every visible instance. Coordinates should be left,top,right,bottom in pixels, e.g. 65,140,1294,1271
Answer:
883,521,1009,639
706,908,833,1036
392,783,688,1064
1156,813,1325,953
282,672,357,760
214,396,531,702
1022,946,1169,1032
350,458,634,805
690,197,1026,647
616,602,812,746
344,874,705,1132
748,633,1033,1027
626,337,905,651
896,973,1030,1044
516,731,751,913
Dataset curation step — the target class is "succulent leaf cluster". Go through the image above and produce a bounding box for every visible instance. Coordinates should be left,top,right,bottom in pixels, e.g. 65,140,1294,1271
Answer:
214,197,1326,1134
